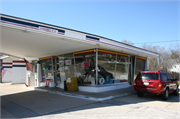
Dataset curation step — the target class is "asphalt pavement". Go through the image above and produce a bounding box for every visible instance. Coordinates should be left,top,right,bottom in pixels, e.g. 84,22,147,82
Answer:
0,83,179,119
28,85,136,101
0,83,96,118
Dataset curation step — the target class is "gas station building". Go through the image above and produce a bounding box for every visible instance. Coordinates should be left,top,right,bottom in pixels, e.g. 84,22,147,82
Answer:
0,14,159,93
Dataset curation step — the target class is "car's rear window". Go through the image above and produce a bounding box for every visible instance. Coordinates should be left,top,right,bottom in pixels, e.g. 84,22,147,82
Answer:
136,73,159,80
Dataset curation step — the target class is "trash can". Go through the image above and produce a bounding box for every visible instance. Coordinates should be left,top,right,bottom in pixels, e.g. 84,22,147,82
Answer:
66,77,78,92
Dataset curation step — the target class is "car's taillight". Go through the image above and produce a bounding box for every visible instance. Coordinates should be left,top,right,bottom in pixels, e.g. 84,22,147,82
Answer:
158,82,162,87
134,82,136,86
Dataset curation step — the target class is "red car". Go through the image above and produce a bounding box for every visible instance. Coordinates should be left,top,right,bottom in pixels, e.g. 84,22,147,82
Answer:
134,71,179,100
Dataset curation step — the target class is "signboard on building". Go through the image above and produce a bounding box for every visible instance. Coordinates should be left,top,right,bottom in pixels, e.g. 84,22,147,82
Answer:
39,26,58,34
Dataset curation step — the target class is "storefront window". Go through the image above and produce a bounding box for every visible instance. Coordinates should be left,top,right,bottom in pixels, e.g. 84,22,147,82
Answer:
134,58,145,79
98,52,116,84
75,52,96,85
39,49,134,86
115,55,129,83
41,58,54,82
58,53,75,79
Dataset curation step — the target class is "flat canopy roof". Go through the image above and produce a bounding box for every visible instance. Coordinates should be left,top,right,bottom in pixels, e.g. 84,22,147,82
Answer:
0,14,159,61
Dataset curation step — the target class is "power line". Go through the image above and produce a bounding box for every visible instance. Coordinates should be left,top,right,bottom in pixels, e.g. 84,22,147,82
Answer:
134,40,180,44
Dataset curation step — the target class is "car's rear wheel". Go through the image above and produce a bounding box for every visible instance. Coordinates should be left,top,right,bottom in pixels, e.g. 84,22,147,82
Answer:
162,88,169,100
137,91,144,97
173,86,179,95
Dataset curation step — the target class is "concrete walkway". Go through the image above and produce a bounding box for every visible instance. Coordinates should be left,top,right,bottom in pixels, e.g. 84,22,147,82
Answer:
28,85,136,101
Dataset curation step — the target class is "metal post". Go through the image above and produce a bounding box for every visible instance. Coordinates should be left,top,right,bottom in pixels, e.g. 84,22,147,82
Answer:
54,57,57,87
0,59,2,83
51,56,54,72
145,57,149,70
96,48,98,86
51,56,55,86
125,55,130,85
37,60,41,86
133,56,136,83
73,53,77,77
130,57,132,85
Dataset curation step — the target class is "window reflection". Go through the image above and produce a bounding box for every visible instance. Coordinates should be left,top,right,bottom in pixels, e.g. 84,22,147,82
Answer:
58,53,75,80
134,58,145,79
116,55,129,83
40,49,133,86
41,58,54,82
75,53,96,85
98,53,116,84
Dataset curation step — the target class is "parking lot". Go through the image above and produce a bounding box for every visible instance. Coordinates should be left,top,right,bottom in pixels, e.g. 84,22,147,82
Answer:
0,83,179,119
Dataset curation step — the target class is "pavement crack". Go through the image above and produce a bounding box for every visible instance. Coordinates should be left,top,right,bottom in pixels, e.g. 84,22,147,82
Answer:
163,102,173,109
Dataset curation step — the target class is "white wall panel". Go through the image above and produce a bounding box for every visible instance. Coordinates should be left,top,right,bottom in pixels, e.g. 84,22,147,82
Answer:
12,67,27,84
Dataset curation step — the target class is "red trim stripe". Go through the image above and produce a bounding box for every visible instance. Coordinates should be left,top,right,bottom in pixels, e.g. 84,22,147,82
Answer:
2,63,12,65
74,51,94,55
74,50,94,55
13,61,25,63
136,57,146,60
116,54,129,57
98,49,128,57
136,56,146,60
40,58,52,60
98,50,116,55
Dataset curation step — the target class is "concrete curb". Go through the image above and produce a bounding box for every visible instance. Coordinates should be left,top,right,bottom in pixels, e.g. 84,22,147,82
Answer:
27,87,133,101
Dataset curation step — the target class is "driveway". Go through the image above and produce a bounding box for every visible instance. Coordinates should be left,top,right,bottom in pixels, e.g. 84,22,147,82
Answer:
0,83,95,118
0,83,179,119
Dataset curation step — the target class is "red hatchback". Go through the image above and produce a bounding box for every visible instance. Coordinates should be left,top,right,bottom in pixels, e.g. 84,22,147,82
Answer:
134,71,179,100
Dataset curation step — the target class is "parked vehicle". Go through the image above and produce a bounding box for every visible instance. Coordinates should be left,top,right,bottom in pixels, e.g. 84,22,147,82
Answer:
134,71,179,100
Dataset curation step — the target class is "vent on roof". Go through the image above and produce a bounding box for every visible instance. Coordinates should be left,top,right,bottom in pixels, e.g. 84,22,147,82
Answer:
86,35,100,41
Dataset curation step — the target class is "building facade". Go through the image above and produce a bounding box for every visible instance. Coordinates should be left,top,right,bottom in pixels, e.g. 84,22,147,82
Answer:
0,14,158,92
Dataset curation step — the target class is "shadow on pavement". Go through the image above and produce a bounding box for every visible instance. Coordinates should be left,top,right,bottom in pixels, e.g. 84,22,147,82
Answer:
1,89,179,118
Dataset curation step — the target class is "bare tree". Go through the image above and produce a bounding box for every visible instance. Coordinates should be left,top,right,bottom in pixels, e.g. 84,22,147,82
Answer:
121,39,134,46
170,44,180,64
141,44,172,71
141,43,180,79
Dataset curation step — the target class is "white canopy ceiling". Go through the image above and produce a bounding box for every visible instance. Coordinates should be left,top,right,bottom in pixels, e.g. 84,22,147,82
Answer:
0,14,158,61
0,26,96,60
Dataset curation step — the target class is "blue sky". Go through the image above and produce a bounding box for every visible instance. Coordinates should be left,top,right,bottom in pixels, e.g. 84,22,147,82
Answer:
0,0,179,48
